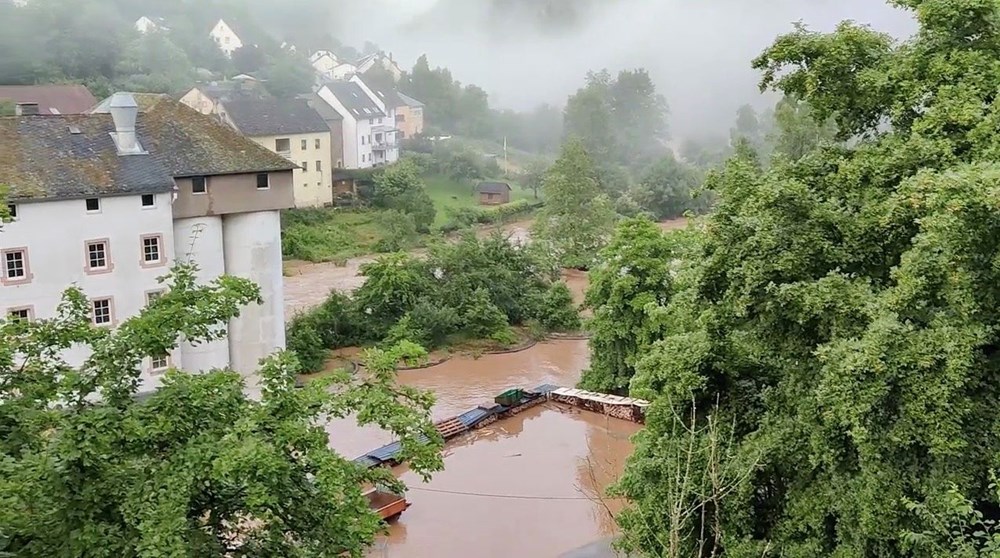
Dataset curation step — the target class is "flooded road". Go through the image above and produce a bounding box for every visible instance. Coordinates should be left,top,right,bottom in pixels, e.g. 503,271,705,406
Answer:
321,340,641,557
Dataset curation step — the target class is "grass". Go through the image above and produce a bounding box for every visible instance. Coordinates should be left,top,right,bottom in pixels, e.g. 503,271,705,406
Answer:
281,174,541,263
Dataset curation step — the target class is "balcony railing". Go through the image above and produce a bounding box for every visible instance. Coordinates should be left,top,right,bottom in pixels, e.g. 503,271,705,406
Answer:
372,142,397,151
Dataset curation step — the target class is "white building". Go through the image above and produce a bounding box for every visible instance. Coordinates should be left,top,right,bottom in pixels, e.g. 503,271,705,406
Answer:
209,19,243,57
315,81,383,169
2,92,296,392
350,75,401,166
135,16,168,34
310,50,357,82
356,52,404,82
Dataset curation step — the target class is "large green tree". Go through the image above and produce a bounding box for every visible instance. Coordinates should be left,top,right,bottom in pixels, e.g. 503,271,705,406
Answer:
0,265,443,556
629,154,705,220
614,1,1000,555
531,139,615,268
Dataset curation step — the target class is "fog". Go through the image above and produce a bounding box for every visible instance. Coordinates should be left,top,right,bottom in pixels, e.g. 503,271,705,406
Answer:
331,0,916,138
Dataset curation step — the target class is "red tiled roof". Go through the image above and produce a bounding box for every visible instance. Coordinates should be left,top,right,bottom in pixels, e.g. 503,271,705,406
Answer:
0,84,98,115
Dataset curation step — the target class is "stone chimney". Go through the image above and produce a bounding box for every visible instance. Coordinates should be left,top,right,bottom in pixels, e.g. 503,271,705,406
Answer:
15,103,39,116
108,92,142,154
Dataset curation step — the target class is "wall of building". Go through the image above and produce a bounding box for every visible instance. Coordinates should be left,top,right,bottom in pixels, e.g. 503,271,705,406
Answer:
179,88,217,116
173,170,294,219
396,105,424,138
0,192,179,391
172,215,231,371
248,132,332,208
221,211,285,376
210,20,242,57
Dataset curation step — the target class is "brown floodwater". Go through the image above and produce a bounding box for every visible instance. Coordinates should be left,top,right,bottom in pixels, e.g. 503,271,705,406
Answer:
320,340,642,558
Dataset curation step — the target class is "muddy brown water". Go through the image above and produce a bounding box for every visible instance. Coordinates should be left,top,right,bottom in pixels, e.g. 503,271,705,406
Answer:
319,340,641,558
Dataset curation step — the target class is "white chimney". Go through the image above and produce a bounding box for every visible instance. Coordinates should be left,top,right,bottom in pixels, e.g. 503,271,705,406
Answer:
108,92,142,155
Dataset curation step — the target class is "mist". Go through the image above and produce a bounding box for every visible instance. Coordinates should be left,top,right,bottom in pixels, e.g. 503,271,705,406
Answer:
331,0,916,138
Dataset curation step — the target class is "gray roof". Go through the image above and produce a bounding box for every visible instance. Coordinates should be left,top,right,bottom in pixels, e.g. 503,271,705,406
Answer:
95,94,296,178
397,92,425,108
370,87,404,109
476,181,512,194
323,81,384,119
0,114,174,202
223,98,329,136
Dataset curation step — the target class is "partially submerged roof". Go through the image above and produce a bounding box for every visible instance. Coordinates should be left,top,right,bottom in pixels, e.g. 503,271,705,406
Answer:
0,114,174,202
92,93,296,178
0,84,98,115
476,181,512,194
223,97,329,136
397,92,425,108
322,81,385,119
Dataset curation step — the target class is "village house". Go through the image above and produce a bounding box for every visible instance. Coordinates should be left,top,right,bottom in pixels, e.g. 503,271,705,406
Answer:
315,81,385,169
395,92,425,139
0,84,97,115
179,77,266,121
221,97,333,208
351,76,401,167
134,15,168,34
1,92,296,391
475,181,512,205
309,50,357,81
209,18,243,57
356,52,404,82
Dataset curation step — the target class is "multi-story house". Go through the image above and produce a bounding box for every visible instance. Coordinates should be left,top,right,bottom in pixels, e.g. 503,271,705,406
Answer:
350,76,401,167
209,18,243,57
356,52,404,82
0,84,97,115
134,15,168,34
179,77,265,121
396,92,425,139
221,97,334,208
315,81,385,169
309,50,357,81
1,92,296,391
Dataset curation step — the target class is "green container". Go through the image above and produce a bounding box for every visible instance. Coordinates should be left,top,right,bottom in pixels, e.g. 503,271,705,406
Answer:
495,388,525,407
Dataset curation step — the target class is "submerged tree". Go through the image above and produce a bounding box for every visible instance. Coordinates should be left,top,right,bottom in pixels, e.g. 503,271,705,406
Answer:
616,1,1000,555
0,265,443,557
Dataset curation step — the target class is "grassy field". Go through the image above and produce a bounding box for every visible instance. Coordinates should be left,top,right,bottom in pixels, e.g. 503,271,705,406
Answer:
282,173,540,263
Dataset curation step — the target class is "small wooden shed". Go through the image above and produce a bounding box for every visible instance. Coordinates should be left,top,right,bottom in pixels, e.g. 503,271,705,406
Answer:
475,181,512,205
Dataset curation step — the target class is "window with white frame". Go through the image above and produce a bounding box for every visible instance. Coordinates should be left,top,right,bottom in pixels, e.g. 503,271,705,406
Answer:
3,249,27,280
141,235,163,265
91,298,113,325
151,354,169,372
85,240,110,272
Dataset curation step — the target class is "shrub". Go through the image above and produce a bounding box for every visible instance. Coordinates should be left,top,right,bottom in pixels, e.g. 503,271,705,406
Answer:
489,327,519,347
406,299,461,349
285,313,328,373
373,210,418,253
461,288,510,338
538,283,581,332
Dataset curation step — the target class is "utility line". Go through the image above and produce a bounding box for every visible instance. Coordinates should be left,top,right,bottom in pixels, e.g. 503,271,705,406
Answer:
407,486,625,501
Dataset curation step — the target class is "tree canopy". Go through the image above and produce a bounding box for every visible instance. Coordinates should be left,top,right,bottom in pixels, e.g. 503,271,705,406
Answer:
610,1,1000,555
0,265,443,556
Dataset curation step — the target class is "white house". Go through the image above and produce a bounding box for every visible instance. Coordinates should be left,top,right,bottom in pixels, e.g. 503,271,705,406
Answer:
310,50,358,81
134,16,168,34
356,52,404,82
349,75,400,166
2,92,297,392
209,19,243,57
315,81,386,169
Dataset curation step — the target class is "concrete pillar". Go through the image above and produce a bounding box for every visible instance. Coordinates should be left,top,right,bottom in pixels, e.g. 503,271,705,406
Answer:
222,211,286,375
173,216,231,371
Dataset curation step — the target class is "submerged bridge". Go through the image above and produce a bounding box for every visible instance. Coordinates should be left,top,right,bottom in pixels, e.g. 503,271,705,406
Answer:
353,385,650,469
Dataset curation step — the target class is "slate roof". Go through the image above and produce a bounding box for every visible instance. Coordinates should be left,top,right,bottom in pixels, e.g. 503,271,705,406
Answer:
370,86,404,110
0,84,98,115
476,181,512,194
323,81,384,119
397,92,425,108
0,114,174,202
223,97,329,136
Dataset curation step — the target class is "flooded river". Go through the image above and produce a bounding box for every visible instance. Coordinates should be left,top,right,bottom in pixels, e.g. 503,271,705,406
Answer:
285,218,688,556
323,340,640,558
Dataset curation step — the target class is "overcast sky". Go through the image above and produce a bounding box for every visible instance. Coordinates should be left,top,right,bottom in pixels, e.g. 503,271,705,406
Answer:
332,0,916,138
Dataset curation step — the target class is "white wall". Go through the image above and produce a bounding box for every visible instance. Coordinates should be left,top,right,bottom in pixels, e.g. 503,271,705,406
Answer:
0,193,178,391
210,20,243,57
173,216,231,371
221,211,285,376
317,86,369,169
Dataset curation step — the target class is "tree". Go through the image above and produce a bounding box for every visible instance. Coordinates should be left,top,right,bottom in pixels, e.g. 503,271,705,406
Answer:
563,71,617,163
518,158,549,199
260,53,314,99
629,154,705,220
115,31,196,94
616,2,1000,555
0,265,443,556
531,139,615,269
372,161,436,232
231,45,267,75
768,94,838,162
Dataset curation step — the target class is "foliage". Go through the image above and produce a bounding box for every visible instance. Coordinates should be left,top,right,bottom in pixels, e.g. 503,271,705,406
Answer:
538,283,581,332
629,154,706,220
115,30,195,94
459,287,510,339
768,94,838,162
580,217,692,394
532,139,616,269
281,208,399,263
0,265,443,556
259,52,315,99
372,210,418,253
372,161,436,232
564,68,670,169
616,2,1000,555
354,252,431,337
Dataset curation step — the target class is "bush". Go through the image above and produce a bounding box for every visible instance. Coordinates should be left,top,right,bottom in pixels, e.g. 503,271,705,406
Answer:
489,327,519,347
372,161,436,232
461,288,510,338
537,283,581,331
406,299,461,349
373,210,418,253
285,313,328,373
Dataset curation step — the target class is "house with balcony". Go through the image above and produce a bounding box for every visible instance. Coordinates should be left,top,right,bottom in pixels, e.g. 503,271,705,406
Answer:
349,75,400,167
0,92,296,391
315,81,385,169
220,97,334,207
